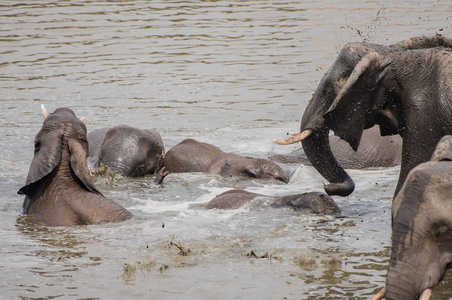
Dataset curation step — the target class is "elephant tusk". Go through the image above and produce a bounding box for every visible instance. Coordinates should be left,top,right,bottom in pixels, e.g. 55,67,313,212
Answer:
273,129,312,145
419,289,432,300
41,104,49,119
370,287,385,300
80,116,85,122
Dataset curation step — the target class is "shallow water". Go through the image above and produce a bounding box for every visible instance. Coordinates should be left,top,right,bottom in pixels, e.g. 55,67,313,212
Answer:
1,1,452,299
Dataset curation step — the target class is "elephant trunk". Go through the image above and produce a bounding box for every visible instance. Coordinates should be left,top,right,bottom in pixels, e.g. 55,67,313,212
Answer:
385,267,419,300
385,221,439,300
101,159,132,177
385,262,433,300
301,127,354,196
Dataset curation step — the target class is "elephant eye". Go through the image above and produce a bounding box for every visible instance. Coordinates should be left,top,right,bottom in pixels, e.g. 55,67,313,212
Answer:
132,165,146,176
436,226,452,242
34,141,41,153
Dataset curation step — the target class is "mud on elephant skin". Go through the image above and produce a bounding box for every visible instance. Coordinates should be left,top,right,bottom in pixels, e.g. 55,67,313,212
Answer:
371,135,452,300
163,138,288,183
276,35,452,197
88,125,165,178
206,189,340,214
271,125,401,169
18,106,132,226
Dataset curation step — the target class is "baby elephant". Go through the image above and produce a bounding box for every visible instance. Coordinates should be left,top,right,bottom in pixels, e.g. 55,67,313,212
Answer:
18,106,132,226
206,189,341,214
88,125,165,177
163,139,288,182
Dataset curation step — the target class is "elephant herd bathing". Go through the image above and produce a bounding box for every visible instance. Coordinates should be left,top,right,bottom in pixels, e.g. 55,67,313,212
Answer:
18,35,452,300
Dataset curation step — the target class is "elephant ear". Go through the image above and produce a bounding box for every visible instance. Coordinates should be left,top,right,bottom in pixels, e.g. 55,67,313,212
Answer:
68,138,103,195
430,135,452,161
323,52,387,151
18,130,64,195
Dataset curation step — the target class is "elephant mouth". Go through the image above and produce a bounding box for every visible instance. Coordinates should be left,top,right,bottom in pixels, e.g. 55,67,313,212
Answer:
371,287,432,300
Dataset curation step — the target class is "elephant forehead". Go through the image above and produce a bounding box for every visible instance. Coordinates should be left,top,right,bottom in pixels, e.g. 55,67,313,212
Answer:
423,164,452,213
45,108,79,123
105,128,161,149
39,121,86,142
116,138,143,155
392,161,452,216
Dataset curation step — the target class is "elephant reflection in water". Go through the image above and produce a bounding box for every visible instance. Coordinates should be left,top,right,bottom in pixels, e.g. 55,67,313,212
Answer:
18,106,132,226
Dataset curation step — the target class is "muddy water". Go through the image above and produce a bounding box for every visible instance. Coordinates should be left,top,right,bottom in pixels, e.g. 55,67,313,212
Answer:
1,1,452,299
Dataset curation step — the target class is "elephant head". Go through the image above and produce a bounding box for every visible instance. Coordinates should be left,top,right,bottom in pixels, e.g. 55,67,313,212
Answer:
275,35,452,197
18,106,132,226
213,157,289,183
93,125,165,177
372,135,452,300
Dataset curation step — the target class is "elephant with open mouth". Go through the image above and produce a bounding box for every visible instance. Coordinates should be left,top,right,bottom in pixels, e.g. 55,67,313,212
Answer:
18,106,132,226
275,35,452,197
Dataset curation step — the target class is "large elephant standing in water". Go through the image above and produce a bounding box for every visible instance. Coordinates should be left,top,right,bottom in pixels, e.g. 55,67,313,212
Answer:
277,35,452,197
18,106,132,226
88,125,165,178
372,136,452,300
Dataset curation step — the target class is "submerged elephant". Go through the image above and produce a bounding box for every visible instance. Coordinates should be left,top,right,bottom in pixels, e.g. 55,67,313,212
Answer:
206,189,340,214
88,125,164,177
272,125,401,169
275,35,452,197
371,135,452,300
18,106,132,226
163,139,288,182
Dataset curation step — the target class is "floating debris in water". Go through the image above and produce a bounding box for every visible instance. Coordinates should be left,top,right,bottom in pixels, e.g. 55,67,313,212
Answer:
90,164,122,186
121,256,156,282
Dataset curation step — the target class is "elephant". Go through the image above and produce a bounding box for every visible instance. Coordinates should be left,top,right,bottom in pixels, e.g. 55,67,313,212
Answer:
206,189,341,214
275,35,452,197
371,135,452,300
162,139,288,183
17,106,132,226
87,125,165,178
271,125,402,169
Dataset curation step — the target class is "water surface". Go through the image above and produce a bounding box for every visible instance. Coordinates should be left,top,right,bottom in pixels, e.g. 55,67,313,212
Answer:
1,1,452,299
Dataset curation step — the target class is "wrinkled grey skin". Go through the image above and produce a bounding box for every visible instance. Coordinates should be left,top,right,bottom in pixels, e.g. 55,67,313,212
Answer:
385,135,452,300
88,125,164,177
300,35,452,197
18,108,132,226
206,189,340,214
163,139,288,183
271,125,402,169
